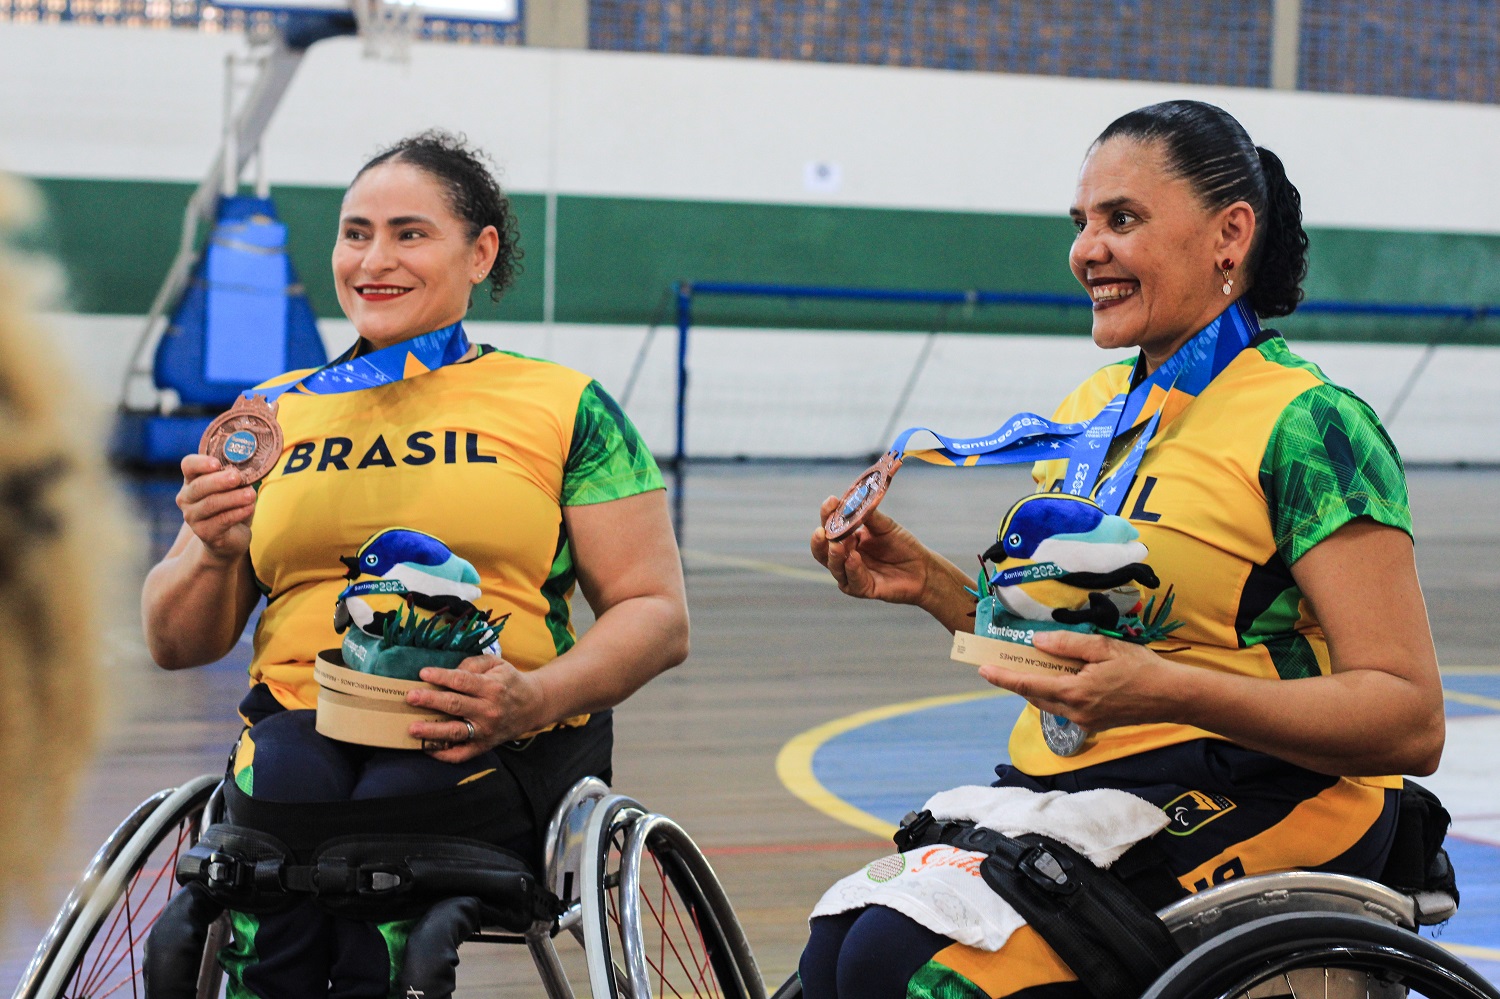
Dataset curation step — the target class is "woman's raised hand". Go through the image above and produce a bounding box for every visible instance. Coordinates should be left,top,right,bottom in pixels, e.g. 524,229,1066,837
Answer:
811,495,934,605
176,454,257,563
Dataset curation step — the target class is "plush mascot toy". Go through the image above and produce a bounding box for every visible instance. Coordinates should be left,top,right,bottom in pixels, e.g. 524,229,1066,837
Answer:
332,527,508,680
975,494,1180,645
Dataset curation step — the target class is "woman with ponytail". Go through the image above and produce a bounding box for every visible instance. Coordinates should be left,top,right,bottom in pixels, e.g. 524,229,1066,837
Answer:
801,101,1444,999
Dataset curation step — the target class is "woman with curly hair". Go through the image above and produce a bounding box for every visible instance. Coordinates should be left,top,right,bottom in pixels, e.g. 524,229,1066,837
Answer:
143,131,687,997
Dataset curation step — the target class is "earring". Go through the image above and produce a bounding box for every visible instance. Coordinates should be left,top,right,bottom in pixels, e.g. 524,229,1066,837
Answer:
1219,259,1235,296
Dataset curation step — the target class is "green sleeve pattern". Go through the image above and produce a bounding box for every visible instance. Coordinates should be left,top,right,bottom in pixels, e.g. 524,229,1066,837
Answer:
562,380,664,506
1259,383,1411,565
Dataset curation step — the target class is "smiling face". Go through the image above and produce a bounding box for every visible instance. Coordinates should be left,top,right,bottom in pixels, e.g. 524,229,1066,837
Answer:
1069,137,1255,371
333,161,499,350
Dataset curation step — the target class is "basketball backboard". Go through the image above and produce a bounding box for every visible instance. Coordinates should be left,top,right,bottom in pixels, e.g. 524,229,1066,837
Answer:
212,0,518,24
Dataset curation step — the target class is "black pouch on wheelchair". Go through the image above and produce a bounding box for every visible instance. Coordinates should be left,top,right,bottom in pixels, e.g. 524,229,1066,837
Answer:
178,823,560,929
896,810,1182,999
1379,780,1459,909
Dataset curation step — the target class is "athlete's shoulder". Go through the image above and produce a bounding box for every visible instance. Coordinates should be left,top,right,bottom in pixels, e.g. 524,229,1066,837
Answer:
473,346,591,382
1249,335,1388,428
1051,357,1133,421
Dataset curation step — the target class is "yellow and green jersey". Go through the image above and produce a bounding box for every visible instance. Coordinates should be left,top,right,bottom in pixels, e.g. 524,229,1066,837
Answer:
245,346,663,724
1013,333,1411,786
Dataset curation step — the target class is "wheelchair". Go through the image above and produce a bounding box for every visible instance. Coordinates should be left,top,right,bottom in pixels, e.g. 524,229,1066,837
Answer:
768,849,1499,999
11,773,766,999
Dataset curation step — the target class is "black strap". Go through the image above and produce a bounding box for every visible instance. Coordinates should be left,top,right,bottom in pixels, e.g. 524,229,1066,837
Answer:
973,831,1182,999
895,812,1182,999
177,823,560,926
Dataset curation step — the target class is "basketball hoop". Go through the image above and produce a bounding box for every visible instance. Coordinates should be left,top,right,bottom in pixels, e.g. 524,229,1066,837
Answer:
352,0,422,60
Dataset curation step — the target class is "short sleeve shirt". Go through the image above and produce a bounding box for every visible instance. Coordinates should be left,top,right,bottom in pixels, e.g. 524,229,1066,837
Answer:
245,346,663,718
1015,333,1410,785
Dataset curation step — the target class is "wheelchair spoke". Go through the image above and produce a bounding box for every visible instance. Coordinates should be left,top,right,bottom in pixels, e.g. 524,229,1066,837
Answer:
64,816,191,999
639,851,718,999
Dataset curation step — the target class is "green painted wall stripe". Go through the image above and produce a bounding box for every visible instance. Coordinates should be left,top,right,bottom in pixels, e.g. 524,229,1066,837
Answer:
16,177,1500,346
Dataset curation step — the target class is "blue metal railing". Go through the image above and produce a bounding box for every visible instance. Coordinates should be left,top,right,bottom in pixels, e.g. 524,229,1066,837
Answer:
668,279,1497,464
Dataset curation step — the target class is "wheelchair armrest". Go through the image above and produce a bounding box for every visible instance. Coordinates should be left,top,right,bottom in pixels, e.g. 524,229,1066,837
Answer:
1156,871,1419,952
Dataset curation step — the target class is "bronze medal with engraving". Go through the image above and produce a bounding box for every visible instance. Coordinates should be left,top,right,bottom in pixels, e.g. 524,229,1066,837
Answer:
824,451,903,541
199,394,283,484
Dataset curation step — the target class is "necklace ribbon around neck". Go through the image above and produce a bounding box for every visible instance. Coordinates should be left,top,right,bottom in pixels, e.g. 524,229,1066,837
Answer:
823,301,1260,539
247,321,472,405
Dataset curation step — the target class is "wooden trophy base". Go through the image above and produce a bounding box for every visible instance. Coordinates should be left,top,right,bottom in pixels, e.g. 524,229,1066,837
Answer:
314,651,450,749
950,631,1084,677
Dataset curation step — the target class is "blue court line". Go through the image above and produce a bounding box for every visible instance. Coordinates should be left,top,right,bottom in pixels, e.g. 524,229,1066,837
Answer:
778,676,1500,968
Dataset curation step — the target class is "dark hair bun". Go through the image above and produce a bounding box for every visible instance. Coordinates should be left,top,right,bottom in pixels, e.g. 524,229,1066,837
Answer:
1096,100,1308,319
1246,147,1308,318
354,130,522,303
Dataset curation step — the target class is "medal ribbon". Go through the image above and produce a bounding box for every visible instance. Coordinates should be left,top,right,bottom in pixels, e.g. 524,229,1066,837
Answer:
886,301,1260,514
248,321,472,403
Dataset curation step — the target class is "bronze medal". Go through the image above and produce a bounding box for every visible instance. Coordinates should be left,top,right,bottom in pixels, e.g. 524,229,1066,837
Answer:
199,394,283,485
1041,712,1089,756
824,451,903,541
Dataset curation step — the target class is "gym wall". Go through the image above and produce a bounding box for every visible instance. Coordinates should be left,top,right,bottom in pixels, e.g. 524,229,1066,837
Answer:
3,21,1497,460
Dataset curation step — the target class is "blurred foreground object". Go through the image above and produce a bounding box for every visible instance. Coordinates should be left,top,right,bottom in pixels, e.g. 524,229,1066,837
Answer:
0,173,107,923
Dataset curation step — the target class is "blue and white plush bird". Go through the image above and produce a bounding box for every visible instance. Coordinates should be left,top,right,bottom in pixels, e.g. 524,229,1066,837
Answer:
981,494,1160,630
333,528,504,677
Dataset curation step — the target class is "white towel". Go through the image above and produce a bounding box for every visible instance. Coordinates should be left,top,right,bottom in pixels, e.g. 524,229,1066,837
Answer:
810,786,1169,951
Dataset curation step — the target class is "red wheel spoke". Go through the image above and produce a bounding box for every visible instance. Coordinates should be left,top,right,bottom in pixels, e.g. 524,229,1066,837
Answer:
653,853,717,996
69,821,193,999
637,852,719,999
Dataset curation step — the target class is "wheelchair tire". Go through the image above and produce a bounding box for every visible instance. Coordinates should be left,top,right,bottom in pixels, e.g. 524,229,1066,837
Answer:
580,794,648,999
15,775,221,999
1141,910,1500,999
581,801,764,999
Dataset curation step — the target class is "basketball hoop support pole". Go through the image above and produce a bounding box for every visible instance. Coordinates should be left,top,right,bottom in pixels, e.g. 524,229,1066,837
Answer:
121,26,341,410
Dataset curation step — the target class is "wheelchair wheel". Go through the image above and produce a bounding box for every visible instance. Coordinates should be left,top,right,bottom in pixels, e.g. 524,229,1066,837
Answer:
581,801,765,999
1142,911,1500,999
15,775,221,999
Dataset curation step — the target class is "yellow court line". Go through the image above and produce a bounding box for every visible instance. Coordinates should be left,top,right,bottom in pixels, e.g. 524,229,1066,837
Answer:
775,690,1012,839
1443,941,1500,963
1444,690,1500,712
1443,665,1500,675
682,548,833,584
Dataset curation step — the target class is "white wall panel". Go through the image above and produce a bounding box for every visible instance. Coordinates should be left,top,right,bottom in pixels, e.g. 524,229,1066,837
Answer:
4,22,1499,232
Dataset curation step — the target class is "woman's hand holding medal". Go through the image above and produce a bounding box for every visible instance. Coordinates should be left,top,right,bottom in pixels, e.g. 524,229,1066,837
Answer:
811,495,980,635
176,453,258,564
812,495,931,605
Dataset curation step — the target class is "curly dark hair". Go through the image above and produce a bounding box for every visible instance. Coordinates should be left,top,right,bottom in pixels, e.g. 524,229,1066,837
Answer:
1096,101,1309,319
353,129,523,302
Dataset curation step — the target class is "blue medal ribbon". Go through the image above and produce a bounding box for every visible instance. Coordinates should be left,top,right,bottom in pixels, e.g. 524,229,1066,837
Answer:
889,301,1260,514
248,321,472,403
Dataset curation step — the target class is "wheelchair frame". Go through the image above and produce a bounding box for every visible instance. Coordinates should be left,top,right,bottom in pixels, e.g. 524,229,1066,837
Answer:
20,771,1500,999
765,867,1494,999
12,774,767,999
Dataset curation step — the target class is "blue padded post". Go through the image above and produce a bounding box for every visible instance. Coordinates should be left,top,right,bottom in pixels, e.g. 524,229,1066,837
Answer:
153,194,326,411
